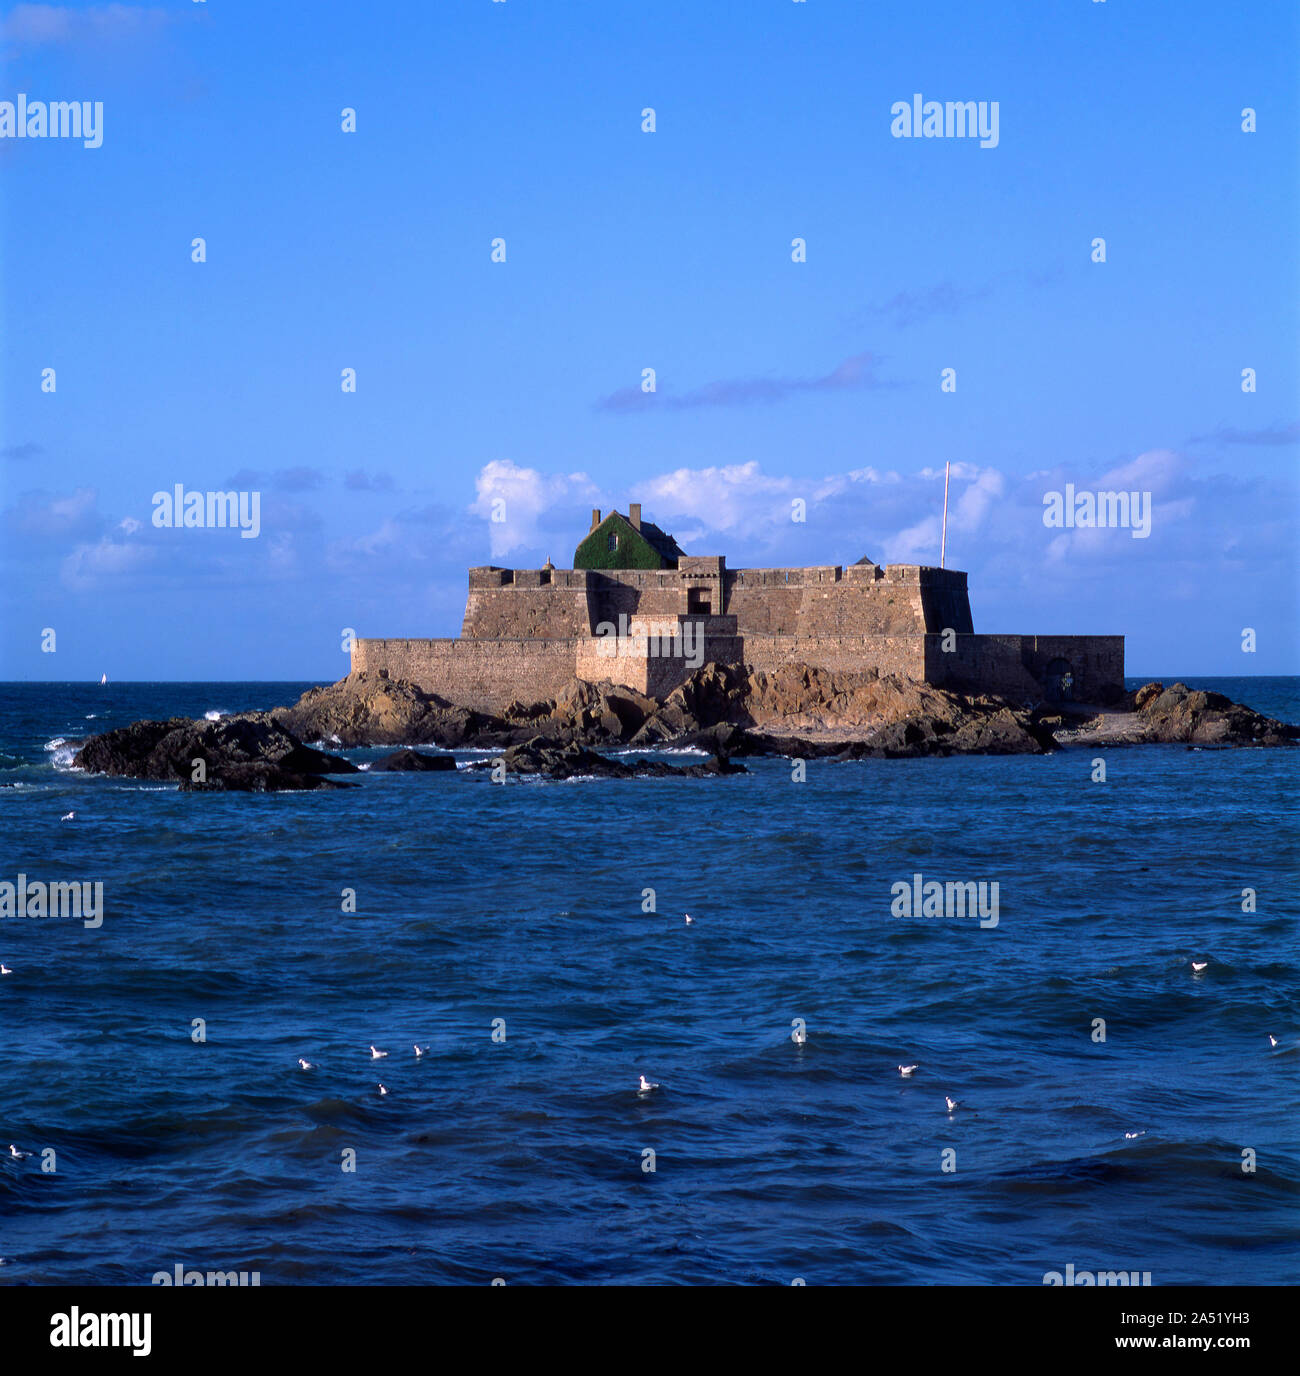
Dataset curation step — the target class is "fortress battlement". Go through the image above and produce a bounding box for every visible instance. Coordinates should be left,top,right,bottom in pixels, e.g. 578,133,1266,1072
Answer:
352,506,1124,710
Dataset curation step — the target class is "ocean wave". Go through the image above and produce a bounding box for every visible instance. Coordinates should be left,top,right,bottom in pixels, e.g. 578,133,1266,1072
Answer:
43,738,78,770
204,710,228,721
611,746,709,758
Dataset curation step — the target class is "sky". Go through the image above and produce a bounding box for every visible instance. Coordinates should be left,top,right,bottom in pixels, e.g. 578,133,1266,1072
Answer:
1,0,1297,680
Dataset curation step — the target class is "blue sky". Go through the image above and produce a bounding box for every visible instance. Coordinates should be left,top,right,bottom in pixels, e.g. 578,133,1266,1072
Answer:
2,0,1297,679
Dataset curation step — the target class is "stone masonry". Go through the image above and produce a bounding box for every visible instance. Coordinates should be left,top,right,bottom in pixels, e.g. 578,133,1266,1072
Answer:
351,526,1124,711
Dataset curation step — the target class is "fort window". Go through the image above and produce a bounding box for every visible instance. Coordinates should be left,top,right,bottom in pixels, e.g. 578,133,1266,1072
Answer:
688,588,712,615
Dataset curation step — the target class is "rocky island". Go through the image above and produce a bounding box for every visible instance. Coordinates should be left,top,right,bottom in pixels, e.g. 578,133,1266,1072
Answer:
66,506,1296,789
68,665,1295,791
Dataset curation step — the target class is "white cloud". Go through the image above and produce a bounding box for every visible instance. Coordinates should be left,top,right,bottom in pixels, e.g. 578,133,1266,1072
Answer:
1,3,171,49
642,461,797,532
470,460,598,559
60,536,153,590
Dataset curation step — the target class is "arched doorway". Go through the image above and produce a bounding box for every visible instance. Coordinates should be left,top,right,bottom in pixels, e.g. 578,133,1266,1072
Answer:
1044,657,1075,702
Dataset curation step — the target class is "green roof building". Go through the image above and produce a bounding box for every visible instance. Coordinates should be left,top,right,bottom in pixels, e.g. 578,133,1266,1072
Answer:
573,504,685,570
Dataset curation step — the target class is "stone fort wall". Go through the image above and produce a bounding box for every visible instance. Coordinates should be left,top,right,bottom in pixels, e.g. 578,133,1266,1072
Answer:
350,629,1123,712
351,637,582,709
352,559,1124,711
460,561,975,640
927,634,1126,701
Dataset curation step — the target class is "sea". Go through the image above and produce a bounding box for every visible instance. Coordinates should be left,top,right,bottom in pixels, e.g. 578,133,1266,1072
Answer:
0,677,1296,1286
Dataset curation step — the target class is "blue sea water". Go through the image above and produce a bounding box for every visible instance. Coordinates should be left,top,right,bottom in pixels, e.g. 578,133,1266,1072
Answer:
0,677,1296,1286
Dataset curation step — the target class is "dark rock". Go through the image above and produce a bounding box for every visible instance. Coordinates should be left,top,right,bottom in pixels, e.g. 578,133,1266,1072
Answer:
466,737,746,781
273,673,498,749
367,749,458,772
1135,680,1297,746
74,712,359,791
181,762,352,792
265,665,1296,766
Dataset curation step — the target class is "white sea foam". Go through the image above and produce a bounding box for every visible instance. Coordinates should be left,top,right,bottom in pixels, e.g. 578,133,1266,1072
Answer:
612,746,709,758
44,738,77,770
204,710,227,721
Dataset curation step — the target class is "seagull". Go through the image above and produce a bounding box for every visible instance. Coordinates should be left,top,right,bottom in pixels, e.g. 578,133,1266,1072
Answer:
899,1064,918,1077
684,913,694,926
944,1096,958,1113
8,1145,30,1159
1269,1035,1278,1048
0,965,11,975
297,1058,315,1071
1191,961,1208,973
60,811,76,822
637,1074,659,1094
377,1083,389,1096
369,1045,388,1059
413,1045,427,1058
1124,1131,1145,1140
792,1026,807,1046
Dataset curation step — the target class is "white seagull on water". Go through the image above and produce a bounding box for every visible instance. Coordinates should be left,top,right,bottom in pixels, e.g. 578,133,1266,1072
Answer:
297,1058,315,1071
684,913,694,926
414,1045,427,1058
0,965,11,975
1269,1035,1278,1048
899,1064,918,1077
60,811,76,822
945,1096,959,1113
377,1083,389,1096
8,1145,30,1159
369,1045,388,1059
637,1074,659,1094
1191,961,1208,973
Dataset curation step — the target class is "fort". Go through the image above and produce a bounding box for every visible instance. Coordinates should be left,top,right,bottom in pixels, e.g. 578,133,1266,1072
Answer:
351,504,1124,711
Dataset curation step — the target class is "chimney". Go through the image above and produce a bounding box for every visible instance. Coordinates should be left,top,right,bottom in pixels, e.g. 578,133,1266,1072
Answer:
629,503,642,530
590,508,601,532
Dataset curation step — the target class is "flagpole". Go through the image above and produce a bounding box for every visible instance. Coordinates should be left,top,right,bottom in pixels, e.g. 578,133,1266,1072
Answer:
940,461,950,568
